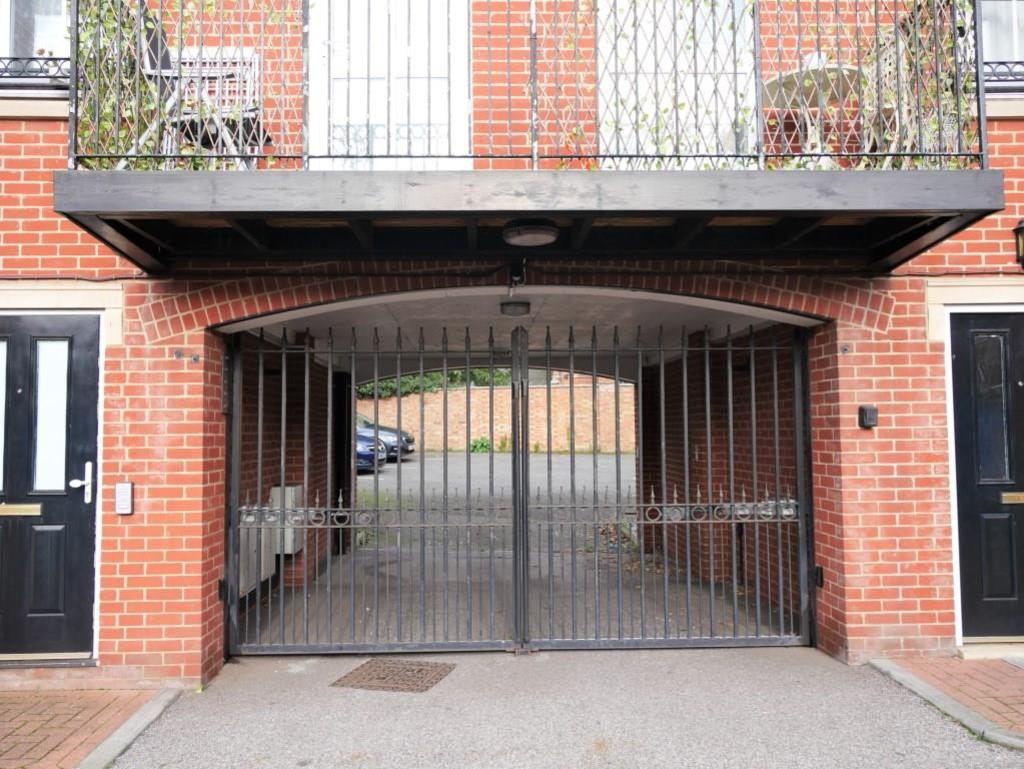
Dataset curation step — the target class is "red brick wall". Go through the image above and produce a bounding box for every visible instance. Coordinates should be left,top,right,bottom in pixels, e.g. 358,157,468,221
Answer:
371,378,637,453
237,333,330,588
2,96,1024,685
637,327,800,614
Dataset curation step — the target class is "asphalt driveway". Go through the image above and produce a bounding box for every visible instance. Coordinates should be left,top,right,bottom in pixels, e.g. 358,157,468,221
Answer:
114,649,1021,769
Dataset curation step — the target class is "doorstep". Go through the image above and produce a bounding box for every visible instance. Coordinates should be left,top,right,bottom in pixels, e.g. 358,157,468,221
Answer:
958,641,1024,660
872,657,1024,751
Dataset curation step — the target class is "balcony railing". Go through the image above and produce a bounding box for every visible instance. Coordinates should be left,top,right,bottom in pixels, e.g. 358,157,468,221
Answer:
0,56,71,89
70,0,985,171
984,60,1024,92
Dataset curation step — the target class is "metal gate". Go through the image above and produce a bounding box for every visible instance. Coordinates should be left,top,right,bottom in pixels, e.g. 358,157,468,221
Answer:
227,323,810,653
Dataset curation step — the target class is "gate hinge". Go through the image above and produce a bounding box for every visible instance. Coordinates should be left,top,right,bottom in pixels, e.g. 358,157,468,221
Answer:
218,578,228,602
814,566,824,588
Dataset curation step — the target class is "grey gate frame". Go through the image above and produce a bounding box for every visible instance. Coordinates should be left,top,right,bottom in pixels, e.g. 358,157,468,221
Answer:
225,324,812,655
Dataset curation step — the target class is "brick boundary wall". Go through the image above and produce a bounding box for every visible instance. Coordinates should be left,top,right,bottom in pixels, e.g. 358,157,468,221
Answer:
368,379,637,453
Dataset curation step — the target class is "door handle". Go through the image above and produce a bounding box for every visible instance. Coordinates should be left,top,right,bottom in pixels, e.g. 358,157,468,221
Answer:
69,461,93,505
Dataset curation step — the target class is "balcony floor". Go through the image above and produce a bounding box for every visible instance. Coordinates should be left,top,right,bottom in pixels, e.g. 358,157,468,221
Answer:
53,170,1004,273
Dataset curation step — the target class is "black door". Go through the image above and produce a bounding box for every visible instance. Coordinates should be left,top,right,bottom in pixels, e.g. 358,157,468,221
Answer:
952,313,1024,637
0,316,99,655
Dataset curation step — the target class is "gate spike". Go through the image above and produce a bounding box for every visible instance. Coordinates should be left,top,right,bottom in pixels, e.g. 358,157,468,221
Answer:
673,484,679,503
696,484,702,505
315,490,320,508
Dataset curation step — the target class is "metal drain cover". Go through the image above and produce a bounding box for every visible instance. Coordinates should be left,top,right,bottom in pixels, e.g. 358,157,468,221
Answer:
332,658,455,693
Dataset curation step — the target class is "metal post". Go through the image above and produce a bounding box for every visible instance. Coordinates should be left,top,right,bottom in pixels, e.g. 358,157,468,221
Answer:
511,326,530,646
67,0,79,169
528,0,539,168
972,0,989,168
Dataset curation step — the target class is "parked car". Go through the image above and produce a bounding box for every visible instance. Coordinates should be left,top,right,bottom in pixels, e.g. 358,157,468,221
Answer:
356,413,415,461
355,435,387,473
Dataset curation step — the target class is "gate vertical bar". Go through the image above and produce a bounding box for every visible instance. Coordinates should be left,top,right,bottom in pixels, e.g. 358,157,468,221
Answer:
727,328,738,637
681,327,692,638
511,326,530,646
326,330,334,643
465,328,473,640
279,328,288,646
302,331,311,644
569,327,579,638
636,326,646,639
658,327,669,638
591,327,600,641
704,328,714,636
255,331,265,647
396,329,404,642
349,329,357,643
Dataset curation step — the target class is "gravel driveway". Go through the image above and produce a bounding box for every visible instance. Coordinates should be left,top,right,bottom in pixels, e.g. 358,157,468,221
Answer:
114,648,1021,769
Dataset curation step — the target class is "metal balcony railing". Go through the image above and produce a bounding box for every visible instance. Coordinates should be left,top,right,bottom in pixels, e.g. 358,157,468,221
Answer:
69,0,986,170
984,61,1024,92
0,56,71,89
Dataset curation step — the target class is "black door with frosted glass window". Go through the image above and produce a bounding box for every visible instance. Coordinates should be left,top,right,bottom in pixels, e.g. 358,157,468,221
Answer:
0,316,98,655
952,314,1024,637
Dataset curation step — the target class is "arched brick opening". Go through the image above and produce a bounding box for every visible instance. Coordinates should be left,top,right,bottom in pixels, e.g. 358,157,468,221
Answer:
98,268,949,684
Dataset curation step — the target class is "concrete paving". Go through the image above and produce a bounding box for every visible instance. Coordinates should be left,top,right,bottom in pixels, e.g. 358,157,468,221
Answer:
362,452,638,505
114,649,1022,769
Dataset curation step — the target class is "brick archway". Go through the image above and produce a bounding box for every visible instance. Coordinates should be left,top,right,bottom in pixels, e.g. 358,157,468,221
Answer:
133,269,893,344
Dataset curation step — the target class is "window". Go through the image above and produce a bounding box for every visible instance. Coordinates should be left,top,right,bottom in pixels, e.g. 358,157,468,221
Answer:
596,1,756,169
0,0,70,88
982,0,1024,91
307,0,471,169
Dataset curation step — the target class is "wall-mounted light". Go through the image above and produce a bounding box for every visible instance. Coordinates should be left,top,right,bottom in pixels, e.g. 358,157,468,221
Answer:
502,219,559,247
500,300,531,317
1014,219,1024,267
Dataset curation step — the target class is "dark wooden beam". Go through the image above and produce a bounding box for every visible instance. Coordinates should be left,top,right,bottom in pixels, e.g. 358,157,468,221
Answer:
868,215,940,250
227,218,272,253
348,219,374,252
673,217,709,249
53,169,1005,217
571,217,594,250
68,215,166,272
869,212,989,272
112,217,178,255
771,217,823,249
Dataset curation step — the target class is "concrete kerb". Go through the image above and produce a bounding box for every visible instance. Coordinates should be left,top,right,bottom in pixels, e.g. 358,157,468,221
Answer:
77,688,181,769
871,659,1024,752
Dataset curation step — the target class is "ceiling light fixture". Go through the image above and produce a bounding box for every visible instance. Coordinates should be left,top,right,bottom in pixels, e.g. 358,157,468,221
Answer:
502,219,559,247
500,300,531,317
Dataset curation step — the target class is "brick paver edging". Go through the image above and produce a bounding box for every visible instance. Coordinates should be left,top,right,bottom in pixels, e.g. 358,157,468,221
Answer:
77,689,180,769
871,659,1024,751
